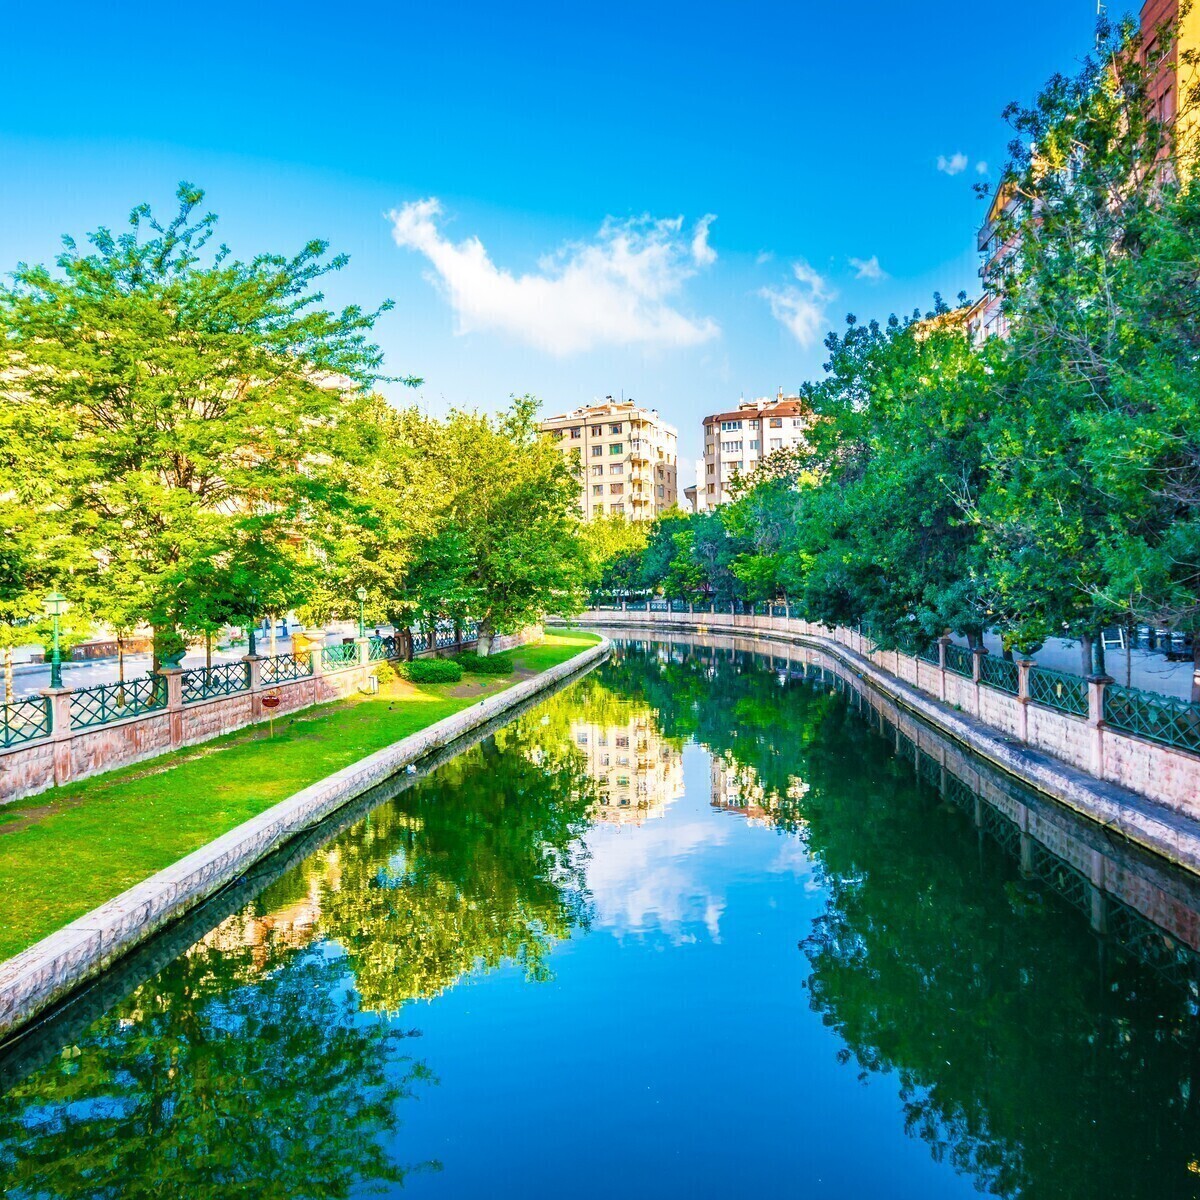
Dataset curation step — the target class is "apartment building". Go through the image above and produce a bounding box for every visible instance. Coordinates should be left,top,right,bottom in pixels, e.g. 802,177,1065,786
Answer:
541,399,678,520
701,391,812,506
571,712,685,825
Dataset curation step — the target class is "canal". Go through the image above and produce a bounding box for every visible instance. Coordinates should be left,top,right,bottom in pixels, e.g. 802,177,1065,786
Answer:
2,632,1200,1198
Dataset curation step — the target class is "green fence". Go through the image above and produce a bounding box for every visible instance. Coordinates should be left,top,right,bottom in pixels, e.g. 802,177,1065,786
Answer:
1105,682,1200,754
367,636,396,662
321,643,359,670
944,644,974,678
71,675,167,729
0,697,51,748
1028,666,1090,717
181,661,252,704
978,654,1020,696
262,652,313,685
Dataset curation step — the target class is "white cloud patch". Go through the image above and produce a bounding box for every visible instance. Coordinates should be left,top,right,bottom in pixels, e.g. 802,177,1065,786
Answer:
937,152,969,176
691,213,717,266
849,254,887,282
975,160,990,175
755,250,775,266
760,260,833,348
387,198,719,356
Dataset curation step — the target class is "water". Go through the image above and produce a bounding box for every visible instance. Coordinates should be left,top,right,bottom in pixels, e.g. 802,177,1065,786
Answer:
3,633,1200,1199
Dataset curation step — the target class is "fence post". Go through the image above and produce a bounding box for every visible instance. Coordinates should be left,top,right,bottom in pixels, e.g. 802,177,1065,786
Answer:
245,653,264,721
1016,658,1034,744
159,667,184,748
1087,673,1112,777
972,646,988,716
39,687,75,786
937,636,950,703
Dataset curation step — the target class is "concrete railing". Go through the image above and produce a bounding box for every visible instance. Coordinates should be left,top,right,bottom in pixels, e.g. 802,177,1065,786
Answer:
571,608,1200,818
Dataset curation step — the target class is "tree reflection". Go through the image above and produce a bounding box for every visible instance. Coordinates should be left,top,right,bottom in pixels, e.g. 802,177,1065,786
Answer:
0,933,435,1198
315,709,600,1011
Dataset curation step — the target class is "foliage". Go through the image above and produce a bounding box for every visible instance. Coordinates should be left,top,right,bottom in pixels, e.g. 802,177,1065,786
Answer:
396,658,463,683
456,650,514,675
373,659,397,685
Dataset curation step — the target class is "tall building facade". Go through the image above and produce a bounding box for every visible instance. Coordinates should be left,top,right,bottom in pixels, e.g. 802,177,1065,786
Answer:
541,400,678,520
700,391,812,507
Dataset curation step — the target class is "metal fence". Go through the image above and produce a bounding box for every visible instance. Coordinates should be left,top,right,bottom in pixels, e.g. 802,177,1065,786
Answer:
917,641,941,666
978,654,1020,696
1028,665,1090,717
1,696,51,748
1104,682,1200,754
944,643,974,678
181,661,252,704
367,636,395,662
321,643,359,670
71,675,168,729
262,652,314,685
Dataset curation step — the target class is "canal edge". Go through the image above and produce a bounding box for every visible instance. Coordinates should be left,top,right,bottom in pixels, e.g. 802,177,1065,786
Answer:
0,636,611,1043
562,617,1200,882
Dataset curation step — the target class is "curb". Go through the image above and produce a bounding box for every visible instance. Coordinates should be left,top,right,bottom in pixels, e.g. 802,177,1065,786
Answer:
0,635,610,1041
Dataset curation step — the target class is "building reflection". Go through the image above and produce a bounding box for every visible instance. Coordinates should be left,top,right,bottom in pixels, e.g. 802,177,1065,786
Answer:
571,710,685,825
709,750,809,830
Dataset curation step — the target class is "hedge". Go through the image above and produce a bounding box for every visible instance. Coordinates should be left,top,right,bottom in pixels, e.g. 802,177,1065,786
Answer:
396,658,463,683
457,651,514,675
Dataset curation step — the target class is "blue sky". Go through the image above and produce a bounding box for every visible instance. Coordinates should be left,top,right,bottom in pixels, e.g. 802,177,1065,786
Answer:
1,0,1103,465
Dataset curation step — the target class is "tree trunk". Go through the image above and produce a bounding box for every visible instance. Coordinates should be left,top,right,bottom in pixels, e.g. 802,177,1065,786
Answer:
477,619,495,658
117,635,127,705
205,631,212,670
269,617,277,660
402,627,414,662
3,646,11,704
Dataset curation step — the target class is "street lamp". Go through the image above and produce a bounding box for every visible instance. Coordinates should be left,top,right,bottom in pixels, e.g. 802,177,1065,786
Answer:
42,591,70,690
355,587,367,639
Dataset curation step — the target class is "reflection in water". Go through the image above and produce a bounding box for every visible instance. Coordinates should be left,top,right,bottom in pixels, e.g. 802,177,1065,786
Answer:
3,636,1200,1198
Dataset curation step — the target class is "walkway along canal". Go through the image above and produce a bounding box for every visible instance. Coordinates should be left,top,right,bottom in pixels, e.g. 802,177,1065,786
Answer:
2,632,1200,1198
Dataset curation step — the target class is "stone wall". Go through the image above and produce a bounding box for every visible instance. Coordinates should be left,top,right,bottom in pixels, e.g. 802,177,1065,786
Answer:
0,626,543,805
568,608,1200,823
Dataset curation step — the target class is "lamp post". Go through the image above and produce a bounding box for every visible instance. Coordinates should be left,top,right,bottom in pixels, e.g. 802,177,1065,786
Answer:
42,591,69,690
355,587,367,639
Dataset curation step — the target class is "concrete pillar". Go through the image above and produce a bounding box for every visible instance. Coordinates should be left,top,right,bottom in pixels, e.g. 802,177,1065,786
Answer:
1087,674,1112,777
972,646,988,716
245,654,264,720
1016,658,1034,743
159,667,184,748
39,688,74,786
937,636,950,703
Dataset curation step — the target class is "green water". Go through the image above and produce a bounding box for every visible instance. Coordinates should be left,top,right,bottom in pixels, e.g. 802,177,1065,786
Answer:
2,634,1199,1198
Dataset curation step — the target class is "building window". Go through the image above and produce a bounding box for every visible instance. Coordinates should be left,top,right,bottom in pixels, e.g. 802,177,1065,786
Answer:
705,443,714,455
590,425,602,436
707,483,715,493
792,418,803,427
610,443,623,454
611,503,625,514
704,424,713,436
749,419,758,429
592,465,604,476
721,441,742,454
610,463,623,475
591,445,603,457
610,423,623,434
770,438,782,450
592,484,603,496
610,482,624,495
720,420,742,432
707,463,714,474
570,426,581,438
657,484,664,497
749,440,759,451
769,417,783,428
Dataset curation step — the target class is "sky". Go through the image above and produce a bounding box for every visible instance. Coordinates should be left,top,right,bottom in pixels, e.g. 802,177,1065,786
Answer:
0,0,1105,466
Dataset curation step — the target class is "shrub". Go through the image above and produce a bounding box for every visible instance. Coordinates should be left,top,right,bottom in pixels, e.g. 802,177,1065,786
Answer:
373,660,397,685
396,658,463,683
457,651,514,675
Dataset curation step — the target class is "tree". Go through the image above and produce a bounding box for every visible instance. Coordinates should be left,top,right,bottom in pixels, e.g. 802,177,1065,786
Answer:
0,183,401,650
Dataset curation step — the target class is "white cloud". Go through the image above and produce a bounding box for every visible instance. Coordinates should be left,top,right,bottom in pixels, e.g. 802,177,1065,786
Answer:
937,152,969,176
755,250,774,265
387,198,719,356
691,213,717,266
760,260,833,348
849,254,887,282
975,160,990,175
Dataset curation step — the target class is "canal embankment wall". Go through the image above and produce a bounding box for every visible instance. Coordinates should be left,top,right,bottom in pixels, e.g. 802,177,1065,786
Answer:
563,611,1200,878
0,634,610,1043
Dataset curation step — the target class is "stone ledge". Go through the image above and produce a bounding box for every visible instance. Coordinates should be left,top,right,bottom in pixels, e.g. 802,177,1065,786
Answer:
0,635,609,1041
566,614,1200,880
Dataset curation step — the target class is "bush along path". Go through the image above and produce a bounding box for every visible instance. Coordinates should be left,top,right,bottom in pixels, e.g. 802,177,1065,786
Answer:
0,630,600,962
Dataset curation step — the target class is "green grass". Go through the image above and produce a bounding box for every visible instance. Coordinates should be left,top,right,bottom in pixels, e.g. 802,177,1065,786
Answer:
0,630,600,961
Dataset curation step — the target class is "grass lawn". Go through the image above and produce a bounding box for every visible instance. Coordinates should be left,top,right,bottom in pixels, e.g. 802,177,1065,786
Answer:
0,629,600,962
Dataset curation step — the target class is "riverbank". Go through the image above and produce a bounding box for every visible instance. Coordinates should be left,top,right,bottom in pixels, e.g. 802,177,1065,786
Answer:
562,613,1200,880
0,631,603,968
